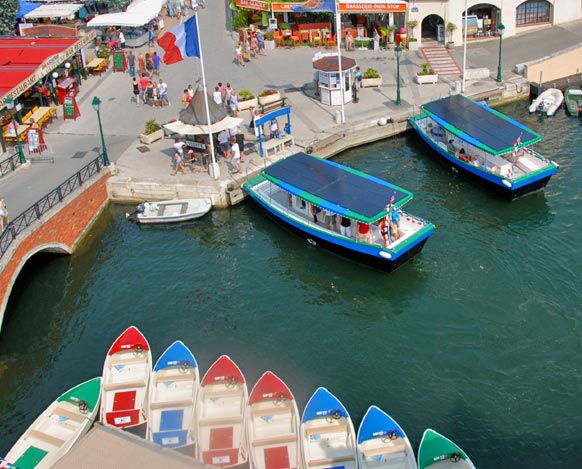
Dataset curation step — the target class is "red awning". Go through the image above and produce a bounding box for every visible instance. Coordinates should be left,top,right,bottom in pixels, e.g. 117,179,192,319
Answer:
0,35,95,107
313,55,356,72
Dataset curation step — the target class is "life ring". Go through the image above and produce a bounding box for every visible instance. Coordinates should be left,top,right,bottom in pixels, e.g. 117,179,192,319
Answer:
450,452,461,463
78,400,89,414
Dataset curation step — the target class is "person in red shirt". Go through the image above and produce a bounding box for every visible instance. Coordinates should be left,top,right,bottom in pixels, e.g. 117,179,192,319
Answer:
357,221,372,243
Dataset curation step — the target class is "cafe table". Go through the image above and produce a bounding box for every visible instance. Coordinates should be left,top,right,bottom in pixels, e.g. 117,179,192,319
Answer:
24,106,55,128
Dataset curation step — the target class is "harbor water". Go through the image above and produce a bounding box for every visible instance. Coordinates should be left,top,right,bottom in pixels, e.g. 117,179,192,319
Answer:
1,102,581,467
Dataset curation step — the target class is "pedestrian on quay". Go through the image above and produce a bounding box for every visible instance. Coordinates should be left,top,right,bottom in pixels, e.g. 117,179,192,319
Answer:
230,123,244,162
182,88,191,107
229,89,239,117
152,51,161,76
213,86,223,106
118,29,126,49
132,77,141,106
158,79,170,106
250,33,258,58
229,136,241,174
0,196,9,231
127,50,136,77
145,53,154,78
138,52,146,77
166,0,175,17
257,29,266,55
139,73,149,102
235,43,244,67
187,84,195,98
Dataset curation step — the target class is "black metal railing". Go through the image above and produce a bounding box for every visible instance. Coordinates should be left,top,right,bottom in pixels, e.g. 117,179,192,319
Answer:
0,154,108,259
0,151,24,178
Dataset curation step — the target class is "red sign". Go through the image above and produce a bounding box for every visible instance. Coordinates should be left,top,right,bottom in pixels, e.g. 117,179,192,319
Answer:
338,2,407,12
235,0,269,11
271,2,303,12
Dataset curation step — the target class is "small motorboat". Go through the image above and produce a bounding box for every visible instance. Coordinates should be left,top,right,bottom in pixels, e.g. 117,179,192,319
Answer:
0,377,101,469
357,405,417,469
417,429,476,469
126,198,212,224
247,371,301,469
196,355,249,468
147,340,199,449
100,326,152,429
528,88,564,116
301,387,357,469
564,87,582,117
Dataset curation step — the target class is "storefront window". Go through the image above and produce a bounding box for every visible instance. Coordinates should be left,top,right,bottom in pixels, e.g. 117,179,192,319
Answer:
516,0,551,25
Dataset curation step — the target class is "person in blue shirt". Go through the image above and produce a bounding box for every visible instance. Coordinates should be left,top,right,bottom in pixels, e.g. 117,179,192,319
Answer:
389,208,401,240
152,52,161,76
354,67,363,88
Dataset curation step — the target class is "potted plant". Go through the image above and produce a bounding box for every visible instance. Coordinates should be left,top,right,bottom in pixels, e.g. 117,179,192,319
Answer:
237,89,258,111
386,25,397,49
406,20,418,39
415,63,438,85
264,29,275,50
446,22,457,48
140,119,164,144
361,67,382,87
258,88,281,106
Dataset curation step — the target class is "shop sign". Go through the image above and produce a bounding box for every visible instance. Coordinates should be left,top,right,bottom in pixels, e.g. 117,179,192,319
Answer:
271,2,305,12
338,2,407,12
0,30,96,108
236,0,269,11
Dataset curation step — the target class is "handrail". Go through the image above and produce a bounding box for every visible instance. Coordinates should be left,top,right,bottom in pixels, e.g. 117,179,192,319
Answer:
0,151,24,178
0,154,108,259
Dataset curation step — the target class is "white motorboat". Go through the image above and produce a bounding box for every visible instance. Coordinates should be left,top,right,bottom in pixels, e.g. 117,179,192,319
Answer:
126,198,212,224
529,88,564,116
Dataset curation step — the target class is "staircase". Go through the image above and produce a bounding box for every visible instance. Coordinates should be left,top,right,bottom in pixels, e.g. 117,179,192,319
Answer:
420,46,462,76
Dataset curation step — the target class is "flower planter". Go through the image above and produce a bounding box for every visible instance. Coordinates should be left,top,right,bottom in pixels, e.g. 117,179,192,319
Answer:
361,77,383,88
264,39,275,50
238,97,258,112
139,128,164,144
408,40,419,51
416,74,439,85
446,41,455,49
258,91,281,106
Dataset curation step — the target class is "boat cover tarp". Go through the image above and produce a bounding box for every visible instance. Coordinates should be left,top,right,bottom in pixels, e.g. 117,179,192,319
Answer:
263,152,411,222
422,95,541,154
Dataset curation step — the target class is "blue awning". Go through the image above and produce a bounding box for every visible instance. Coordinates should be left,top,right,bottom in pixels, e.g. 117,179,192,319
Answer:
18,0,41,19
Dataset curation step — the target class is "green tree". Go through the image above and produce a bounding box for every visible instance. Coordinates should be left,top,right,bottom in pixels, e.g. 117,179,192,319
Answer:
104,0,132,11
0,0,18,35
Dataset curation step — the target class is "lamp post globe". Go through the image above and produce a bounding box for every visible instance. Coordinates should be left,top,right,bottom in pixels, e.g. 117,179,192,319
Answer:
92,96,110,166
394,44,402,106
496,23,505,83
5,97,26,164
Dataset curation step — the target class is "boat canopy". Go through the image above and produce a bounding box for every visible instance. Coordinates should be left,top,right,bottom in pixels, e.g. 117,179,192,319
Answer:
422,95,542,155
263,152,412,224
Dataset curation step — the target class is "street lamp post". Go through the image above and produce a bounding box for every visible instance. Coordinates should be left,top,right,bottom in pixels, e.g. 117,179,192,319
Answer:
92,96,110,166
51,71,59,106
395,44,402,105
496,23,505,83
5,97,26,164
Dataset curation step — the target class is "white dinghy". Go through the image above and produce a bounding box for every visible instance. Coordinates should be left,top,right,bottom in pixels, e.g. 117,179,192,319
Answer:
529,88,564,116
126,198,212,224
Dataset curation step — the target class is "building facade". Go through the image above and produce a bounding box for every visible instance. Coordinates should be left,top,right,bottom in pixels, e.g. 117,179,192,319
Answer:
408,0,582,46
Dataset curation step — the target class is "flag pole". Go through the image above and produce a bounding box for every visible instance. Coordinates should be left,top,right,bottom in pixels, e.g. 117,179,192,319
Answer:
461,0,468,93
193,13,219,179
335,0,345,124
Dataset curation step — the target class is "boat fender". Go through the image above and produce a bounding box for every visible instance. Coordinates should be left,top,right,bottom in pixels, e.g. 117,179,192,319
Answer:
180,360,191,372
78,400,89,414
133,343,144,356
307,238,316,246
502,179,513,188
450,452,461,463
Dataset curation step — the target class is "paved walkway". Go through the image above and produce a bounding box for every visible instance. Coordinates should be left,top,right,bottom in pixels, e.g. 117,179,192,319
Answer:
1,5,581,214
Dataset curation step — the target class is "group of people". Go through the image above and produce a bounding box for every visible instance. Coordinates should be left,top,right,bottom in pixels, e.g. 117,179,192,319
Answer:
211,82,240,117
133,75,170,108
217,126,245,174
235,28,267,66
166,0,202,21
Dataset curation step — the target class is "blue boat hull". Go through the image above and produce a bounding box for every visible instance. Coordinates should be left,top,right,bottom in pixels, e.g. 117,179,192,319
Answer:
245,190,432,273
410,120,555,200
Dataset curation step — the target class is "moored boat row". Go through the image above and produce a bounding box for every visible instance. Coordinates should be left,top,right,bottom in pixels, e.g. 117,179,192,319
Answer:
1,326,477,469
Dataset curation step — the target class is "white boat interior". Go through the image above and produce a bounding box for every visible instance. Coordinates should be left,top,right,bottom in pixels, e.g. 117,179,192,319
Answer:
253,180,427,251
415,116,552,180
359,437,417,469
248,399,300,469
303,419,356,469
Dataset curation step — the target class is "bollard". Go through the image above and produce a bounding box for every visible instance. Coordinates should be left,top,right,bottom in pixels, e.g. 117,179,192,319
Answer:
335,110,342,124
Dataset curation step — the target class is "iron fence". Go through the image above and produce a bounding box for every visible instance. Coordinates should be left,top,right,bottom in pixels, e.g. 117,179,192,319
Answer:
0,154,108,259
0,151,24,177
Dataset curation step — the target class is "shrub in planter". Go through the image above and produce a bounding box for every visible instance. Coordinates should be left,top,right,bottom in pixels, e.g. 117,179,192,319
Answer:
140,119,164,144
258,88,281,105
361,67,382,87
416,63,438,85
238,89,258,111
144,119,161,134
363,68,380,79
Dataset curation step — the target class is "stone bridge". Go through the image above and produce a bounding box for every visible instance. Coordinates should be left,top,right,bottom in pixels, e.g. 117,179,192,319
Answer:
0,171,110,334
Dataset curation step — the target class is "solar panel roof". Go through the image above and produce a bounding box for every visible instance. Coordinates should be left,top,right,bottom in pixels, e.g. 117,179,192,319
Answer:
263,153,411,220
423,95,540,153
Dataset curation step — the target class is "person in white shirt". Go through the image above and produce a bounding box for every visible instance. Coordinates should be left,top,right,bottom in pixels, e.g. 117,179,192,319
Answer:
213,86,222,106
187,84,194,98
230,137,241,173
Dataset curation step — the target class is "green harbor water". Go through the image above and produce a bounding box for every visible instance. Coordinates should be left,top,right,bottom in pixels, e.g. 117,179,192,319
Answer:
1,103,581,467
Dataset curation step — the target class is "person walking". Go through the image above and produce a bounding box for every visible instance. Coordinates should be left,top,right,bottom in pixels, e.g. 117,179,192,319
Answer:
229,136,241,174
138,52,146,77
158,79,170,106
118,29,126,49
132,77,140,106
0,196,9,231
145,53,154,78
235,43,244,67
127,50,136,77
139,73,149,102
213,86,222,106
257,29,266,55
152,51,161,76
229,89,239,117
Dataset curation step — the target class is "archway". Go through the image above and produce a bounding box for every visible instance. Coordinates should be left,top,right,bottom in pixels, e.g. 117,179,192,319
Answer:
421,15,445,43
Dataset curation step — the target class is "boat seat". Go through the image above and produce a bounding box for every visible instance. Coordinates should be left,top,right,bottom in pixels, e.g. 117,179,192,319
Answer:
27,429,66,447
203,389,243,398
157,205,166,216
110,356,148,366
180,203,189,214
308,454,354,467
198,415,244,426
150,398,194,410
252,433,297,447
306,424,347,436
103,379,146,391
363,444,404,458
52,407,85,423
155,373,196,383
252,406,291,418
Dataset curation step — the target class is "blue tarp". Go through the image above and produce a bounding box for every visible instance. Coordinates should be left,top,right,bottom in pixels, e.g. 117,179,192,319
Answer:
18,0,41,19
423,94,539,153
